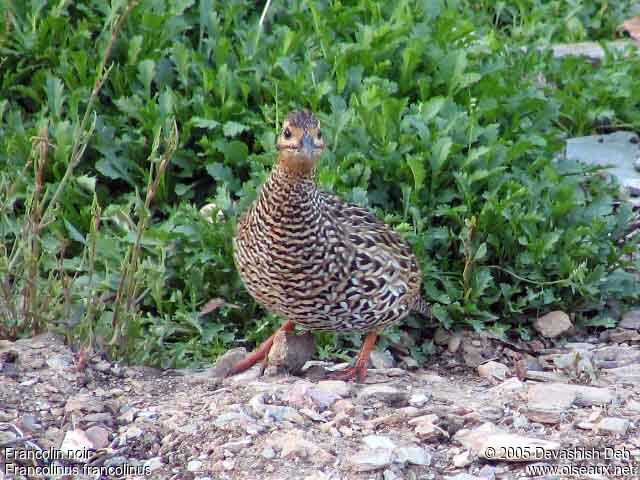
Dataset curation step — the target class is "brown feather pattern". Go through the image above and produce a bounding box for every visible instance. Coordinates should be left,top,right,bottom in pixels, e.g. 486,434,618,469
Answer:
234,154,427,333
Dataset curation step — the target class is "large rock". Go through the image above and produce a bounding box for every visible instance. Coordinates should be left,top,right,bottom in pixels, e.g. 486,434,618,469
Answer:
533,311,572,338
266,330,315,375
620,309,640,330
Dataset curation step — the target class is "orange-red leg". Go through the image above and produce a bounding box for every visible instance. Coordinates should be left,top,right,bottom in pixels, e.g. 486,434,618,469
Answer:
328,331,379,382
228,320,295,376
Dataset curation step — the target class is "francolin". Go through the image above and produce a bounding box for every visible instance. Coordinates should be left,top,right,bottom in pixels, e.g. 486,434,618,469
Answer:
231,110,430,381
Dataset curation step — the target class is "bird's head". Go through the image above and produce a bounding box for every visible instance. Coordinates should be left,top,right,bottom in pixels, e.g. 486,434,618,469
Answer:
276,110,324,176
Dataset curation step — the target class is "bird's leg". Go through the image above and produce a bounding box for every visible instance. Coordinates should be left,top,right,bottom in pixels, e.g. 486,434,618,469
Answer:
328,331,379,382
228,320,295,376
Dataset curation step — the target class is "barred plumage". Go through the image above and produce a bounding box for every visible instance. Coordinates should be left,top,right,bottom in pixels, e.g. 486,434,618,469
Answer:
230,110,430,381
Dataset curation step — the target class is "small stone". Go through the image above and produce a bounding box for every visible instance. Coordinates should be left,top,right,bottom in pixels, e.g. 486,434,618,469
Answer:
448,334,462,353
83,412,114,424
249,393,304,423
620,309,640,330
64,394,105,415
221,459,235,471
477,361,509,380
46,354,74,371
144,457,163,472
394,446,430,465
350,448,394,472
85,426,109,449
533,311,572,338
210,348,246,378
462,343,485,367
187,460,203,472
363,435,396,450
453,450,472,467
60,429,94,457
274,430,334,465
626,400,640,413
370,349,395,369
408,392,429,407
527,383,576,410
564,384,614,406
490,377,524,394
261,446,276,460
414,422,445,441
399,355,419,369
123,425,143,439
267,330,315,375
596,417,630,435
214,411,255,431
357,385,408,406
316,380,351,399
383,469,401,480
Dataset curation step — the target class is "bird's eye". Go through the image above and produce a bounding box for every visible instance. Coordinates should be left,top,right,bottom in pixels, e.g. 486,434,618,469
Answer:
283,128,292,139
317,131,322,139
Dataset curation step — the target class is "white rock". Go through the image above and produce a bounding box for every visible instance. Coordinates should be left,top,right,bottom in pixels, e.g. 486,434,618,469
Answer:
357,385,407,405
453,450,472,467
370,349,395,369
620,309,640,329
187,460,202,472
408,392,429,407
477,361,509,380
596,417,631,435
533,311,572,338
349,448,394,472
60,429,93,457
527,383,576,410
316,380,351,398
144,457,163,472
394,446,430,465
261,446,276,460
363,435,397,450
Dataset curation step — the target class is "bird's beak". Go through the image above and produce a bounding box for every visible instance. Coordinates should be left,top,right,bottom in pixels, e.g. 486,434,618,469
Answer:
301,133,315,158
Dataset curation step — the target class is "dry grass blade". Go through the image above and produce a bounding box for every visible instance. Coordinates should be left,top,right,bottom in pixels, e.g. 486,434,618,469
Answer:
200,298,240,316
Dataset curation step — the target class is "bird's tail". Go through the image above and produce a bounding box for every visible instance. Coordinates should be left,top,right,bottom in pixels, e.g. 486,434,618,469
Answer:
412,297,432,318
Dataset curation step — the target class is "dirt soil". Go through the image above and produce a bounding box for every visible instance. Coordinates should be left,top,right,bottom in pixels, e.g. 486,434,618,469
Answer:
2,323,640,480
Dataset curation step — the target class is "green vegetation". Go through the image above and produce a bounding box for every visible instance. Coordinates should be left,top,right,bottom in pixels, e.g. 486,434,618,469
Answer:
1,0,638,367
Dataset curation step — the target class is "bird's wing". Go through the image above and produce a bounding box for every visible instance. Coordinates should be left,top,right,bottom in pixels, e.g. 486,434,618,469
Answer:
318,192,422,299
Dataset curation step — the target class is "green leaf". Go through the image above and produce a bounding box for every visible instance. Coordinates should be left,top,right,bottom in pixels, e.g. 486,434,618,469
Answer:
223,121,250,137
407,155,426,193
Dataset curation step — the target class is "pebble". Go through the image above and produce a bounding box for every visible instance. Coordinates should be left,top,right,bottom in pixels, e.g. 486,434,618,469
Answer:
408,392,429,407
357,385,408,406
85,425,110,449
477,361,509,380
453,450,473,467
261,446,276,460
144,457,163,472
349,448,394,472
60,429,94,455
370,349,395,369
620,309,640,330
394,445,431,465
316,380,351,398
187,460,203,472
596,417,631,435
363,435,396,450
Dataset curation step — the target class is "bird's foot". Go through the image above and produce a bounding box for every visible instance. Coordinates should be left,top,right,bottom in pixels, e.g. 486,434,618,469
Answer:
326,363,368,383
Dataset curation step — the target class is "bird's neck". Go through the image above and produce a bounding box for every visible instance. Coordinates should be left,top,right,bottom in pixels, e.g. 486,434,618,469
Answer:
256,164,319,215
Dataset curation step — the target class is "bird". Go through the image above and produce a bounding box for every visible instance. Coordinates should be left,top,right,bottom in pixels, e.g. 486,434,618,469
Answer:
230,110,430,382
